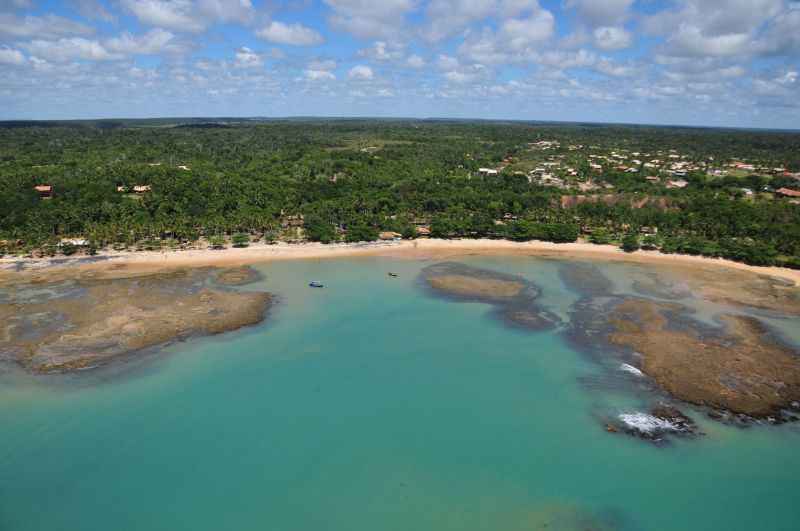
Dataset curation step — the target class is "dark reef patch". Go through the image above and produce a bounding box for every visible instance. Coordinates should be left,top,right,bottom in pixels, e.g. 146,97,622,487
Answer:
0,267,272,374
421,262,560,331
557,261,614,298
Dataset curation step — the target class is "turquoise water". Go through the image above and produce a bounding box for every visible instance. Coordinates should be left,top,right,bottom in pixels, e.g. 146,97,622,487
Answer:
1,257,799,530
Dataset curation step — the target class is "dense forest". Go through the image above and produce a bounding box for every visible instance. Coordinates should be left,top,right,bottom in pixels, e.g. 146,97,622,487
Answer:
1,118,800,268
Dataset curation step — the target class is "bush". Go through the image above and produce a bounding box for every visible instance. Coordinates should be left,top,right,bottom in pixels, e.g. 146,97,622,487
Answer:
209,235,226,250
60,242,77,256
621,233,640,253
232,233,250,248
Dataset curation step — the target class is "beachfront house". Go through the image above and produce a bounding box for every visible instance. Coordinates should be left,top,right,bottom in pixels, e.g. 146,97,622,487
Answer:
379,231,402,241
776,188,800,198
133,185,152,194
666,179,689,189
34,184,52,199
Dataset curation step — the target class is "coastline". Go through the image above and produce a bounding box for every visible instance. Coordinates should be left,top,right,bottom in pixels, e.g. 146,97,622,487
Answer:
2,238,800,285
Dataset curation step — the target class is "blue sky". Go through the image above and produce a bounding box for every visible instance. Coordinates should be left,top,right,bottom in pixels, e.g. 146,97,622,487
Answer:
0,0,799,128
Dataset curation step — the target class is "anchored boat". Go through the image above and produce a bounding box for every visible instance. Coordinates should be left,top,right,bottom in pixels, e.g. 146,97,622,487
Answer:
309,281,324,288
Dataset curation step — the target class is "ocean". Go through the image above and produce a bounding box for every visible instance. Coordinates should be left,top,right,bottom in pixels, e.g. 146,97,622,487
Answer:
1,256,798,530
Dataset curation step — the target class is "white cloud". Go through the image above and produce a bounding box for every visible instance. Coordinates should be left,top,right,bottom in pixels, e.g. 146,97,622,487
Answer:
303,58,336,81
406,54,425,68
643,0,790,58
256,21,324,46
24,38,120,62
423,0,495,42
323,0,417,40
566,0,634,27
121,0,253,33
105,29,176,55
0,46,25,65
457,8,555,65
358,41,403,61
500,10,554,50
593,26,632,51
233,46,263,68
348,64,374,80
305,69,336,81
0,13,93,39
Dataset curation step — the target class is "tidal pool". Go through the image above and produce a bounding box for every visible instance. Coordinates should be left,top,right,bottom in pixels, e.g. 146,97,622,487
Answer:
1,256,798,531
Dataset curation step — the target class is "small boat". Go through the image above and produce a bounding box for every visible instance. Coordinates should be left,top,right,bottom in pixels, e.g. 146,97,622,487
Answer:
388,272,399,277
308,281,324,288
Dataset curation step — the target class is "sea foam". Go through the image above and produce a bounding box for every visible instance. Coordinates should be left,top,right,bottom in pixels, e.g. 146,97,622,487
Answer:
619,363,644,377
619,412,681,434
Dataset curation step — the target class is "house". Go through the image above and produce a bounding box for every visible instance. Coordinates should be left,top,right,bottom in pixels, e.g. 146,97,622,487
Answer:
379,231,402,241
133,185,152,193
666,179,689,189
60,238,88,247
776,187,800,198
645,176,660,183
640,226,658,235
177,165,191,171
34,184,52,199
416,226,431,237
478,168,498,176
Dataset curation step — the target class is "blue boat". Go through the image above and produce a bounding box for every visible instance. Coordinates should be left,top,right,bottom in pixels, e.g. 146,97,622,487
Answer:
308,281,324,288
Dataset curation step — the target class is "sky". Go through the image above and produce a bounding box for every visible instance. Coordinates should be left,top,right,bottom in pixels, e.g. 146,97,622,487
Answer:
0,0,799,128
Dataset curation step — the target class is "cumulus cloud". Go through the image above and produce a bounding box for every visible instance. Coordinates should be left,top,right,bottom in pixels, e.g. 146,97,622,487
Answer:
323,0,417,40
593,26,632,51
233,46,263,68
121,0,253,33
457,8,554,64
304,58,336,81
348,64,374,80
566,0,634,27
358,41,404,61
0,13,93,39
643,0,796,59
257,21,324,46
105,28,177,55
24,37,120,62
406,54,425,68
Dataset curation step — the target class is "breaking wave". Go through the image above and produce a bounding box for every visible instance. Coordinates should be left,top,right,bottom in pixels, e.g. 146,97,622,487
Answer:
619,363,644,377
619,412,681,434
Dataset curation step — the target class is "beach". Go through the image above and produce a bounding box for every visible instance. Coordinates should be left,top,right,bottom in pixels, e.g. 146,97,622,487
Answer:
3,238,800,285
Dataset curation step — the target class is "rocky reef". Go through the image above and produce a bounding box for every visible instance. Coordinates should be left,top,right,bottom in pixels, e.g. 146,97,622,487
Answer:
0,266,271,373
422,262,560,331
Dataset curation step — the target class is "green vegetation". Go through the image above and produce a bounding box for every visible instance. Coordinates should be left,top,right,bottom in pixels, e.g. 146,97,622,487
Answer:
1,118,799,268
622,233,640,253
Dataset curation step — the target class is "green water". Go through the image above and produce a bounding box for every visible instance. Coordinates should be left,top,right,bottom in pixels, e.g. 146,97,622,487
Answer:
1,257,799,530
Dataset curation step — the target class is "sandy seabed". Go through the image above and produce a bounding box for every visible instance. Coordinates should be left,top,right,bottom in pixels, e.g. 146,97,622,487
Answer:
2,238,799,285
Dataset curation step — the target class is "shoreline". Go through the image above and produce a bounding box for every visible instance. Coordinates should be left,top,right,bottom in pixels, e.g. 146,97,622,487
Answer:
2,238,800,285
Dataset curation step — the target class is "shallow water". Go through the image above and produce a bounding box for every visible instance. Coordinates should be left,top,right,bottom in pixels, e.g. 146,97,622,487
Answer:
1,256,799,531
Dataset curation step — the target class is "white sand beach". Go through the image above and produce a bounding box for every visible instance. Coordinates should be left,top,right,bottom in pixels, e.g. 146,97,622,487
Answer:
3,238,800,285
